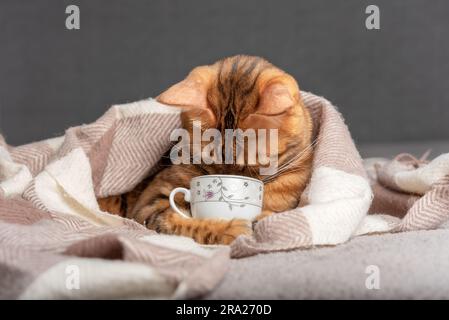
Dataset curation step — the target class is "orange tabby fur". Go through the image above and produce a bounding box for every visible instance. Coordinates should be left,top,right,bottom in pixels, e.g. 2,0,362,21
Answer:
98,55,313,245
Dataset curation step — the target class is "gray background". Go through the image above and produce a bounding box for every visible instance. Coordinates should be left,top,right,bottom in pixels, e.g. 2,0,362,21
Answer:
1,0,448,146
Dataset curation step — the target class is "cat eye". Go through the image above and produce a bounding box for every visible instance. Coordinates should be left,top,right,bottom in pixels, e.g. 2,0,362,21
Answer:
255,106,292,117
256,111,287,117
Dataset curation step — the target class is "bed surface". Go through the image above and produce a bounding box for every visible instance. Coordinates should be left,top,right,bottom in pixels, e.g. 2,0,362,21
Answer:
206,227,449,299
206,141,449,299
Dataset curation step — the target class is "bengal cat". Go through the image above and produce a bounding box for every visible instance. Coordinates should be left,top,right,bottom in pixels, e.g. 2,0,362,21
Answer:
98,55,313,245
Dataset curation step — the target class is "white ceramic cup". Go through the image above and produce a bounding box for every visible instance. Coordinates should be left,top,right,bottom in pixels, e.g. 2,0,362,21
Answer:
169,175,264,221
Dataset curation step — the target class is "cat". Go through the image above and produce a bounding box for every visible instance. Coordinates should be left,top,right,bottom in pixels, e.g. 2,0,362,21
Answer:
98,55,314,245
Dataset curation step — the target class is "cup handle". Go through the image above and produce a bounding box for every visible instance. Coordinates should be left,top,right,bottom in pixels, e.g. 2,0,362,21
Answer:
169,187,192,219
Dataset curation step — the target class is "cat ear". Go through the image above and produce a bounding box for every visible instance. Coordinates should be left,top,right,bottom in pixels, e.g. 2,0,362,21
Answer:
158,68,216,127
156,69,210,109
258,81,295,115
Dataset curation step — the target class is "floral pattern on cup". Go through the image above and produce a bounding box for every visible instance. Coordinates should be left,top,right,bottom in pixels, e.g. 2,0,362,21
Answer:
192,176,263,210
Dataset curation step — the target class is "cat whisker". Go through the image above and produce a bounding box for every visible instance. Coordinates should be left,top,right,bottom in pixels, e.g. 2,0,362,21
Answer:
275,136,320,171
261,137,318,183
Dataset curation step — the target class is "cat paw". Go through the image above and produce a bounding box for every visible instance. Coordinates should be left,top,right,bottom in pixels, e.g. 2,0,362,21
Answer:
217,219,253,245
252,211,273,229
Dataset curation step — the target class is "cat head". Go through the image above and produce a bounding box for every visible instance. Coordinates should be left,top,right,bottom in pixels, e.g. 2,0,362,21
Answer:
157,55,313,177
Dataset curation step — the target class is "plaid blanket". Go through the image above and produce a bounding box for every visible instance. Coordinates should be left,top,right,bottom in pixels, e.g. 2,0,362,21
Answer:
1,92,448,298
